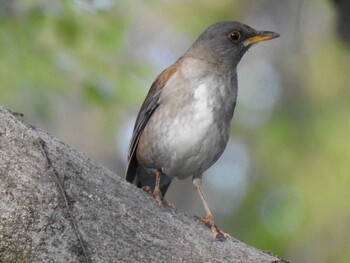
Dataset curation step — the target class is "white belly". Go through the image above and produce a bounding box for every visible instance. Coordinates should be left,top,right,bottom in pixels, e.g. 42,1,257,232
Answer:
138,73,232,179
166,83,214,150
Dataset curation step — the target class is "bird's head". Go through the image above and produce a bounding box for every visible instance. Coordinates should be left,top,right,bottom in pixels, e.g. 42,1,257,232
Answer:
189,21,279,68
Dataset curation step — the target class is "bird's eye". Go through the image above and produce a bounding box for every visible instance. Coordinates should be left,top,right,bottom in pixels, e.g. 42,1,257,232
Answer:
228,31,241,42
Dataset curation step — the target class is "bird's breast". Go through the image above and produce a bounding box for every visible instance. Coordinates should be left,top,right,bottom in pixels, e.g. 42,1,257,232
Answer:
137,78,231,179
137,60,237,178
166,82,214,147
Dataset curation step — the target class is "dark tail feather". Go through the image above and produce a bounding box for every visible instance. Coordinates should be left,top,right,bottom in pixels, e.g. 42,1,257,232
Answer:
125,155,139,184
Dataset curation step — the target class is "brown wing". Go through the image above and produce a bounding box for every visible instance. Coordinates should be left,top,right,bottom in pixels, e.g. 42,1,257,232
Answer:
125,63,178,184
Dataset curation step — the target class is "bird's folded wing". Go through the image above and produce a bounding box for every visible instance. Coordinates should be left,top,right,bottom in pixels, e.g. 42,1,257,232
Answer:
125,63,178,183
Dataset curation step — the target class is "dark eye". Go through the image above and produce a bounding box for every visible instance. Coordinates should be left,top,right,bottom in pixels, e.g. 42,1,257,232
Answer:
228,31,241,42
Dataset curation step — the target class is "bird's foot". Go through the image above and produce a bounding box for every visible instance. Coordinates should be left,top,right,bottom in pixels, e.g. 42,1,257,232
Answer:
199,216,230,241
142,186,174,208
141,186,153,195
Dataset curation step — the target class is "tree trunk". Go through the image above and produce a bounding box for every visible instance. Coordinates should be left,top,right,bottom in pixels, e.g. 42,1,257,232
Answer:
0,107,288,263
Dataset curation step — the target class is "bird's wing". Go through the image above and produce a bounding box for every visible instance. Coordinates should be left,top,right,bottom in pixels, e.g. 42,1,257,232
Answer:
125,63,178,183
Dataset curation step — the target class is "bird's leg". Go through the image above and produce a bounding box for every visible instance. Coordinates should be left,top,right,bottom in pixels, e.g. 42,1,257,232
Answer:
152,169,163,206
147,169,173,207
193,177,229,241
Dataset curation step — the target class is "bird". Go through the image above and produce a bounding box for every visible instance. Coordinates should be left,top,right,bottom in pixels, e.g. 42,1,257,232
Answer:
125,21,279,240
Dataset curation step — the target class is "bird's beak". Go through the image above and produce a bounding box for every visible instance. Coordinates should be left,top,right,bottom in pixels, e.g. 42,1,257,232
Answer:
244,31,280,46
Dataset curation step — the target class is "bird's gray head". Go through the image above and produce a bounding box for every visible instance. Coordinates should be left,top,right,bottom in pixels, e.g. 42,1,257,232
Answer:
188,21,279,68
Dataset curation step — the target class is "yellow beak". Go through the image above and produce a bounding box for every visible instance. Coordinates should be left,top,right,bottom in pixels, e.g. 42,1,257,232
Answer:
244,31,280,45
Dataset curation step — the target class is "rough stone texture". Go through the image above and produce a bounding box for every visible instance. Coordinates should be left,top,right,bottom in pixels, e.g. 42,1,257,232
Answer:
0,107,288,263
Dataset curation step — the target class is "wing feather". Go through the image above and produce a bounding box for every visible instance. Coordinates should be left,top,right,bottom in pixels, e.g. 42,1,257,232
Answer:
125,63,178,183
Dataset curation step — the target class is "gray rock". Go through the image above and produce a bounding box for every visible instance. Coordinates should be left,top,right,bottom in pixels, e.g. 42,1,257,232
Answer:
0,107,288,263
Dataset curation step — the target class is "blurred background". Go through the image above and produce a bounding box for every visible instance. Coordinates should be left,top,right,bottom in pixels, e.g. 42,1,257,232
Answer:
1,0,349,262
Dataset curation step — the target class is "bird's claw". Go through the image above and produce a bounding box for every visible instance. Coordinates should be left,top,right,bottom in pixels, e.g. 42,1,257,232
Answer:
199,216,230,241
142,186,174,208
141,186,153,195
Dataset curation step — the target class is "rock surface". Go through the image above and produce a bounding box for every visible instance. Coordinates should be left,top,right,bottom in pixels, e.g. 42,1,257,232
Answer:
0,107,288,263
